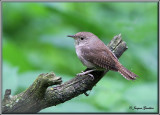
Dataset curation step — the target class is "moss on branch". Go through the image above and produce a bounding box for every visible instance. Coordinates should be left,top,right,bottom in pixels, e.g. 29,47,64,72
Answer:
2,34,127,113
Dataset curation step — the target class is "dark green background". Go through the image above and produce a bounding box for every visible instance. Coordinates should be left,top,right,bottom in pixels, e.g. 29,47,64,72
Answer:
2,2,158,113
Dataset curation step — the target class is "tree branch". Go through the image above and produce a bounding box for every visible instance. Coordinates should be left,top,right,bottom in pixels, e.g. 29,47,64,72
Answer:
2,34,128,113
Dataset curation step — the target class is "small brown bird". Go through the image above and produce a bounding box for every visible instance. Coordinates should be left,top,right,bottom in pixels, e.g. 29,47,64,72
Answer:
68,32,138,80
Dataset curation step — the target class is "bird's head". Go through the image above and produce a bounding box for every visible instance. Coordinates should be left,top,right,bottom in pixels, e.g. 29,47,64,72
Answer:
67,32,98,46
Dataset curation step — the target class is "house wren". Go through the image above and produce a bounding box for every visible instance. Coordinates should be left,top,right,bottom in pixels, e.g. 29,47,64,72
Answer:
68,32,138,80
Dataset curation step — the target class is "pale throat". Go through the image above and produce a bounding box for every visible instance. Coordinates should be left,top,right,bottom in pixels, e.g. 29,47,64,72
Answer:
75,43,95,69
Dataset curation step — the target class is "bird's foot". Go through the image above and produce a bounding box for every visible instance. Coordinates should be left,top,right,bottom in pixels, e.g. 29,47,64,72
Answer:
77,69,96,80
76,69,94,76
88,73,94,80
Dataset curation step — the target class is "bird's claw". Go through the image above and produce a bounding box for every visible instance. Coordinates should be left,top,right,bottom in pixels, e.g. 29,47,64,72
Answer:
76,72,85,76
88,73,94,80
77,71,94,80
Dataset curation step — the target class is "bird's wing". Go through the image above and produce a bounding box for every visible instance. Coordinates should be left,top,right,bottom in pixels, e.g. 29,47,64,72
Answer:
81,46,118,71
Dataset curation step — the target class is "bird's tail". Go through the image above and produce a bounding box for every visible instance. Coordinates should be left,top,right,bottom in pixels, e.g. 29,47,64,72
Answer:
116,63,138,80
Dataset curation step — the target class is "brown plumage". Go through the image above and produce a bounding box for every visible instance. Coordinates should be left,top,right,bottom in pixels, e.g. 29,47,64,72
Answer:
68,32,138,80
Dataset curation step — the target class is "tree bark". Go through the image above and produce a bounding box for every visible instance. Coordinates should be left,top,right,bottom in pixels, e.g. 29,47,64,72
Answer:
2,34,128,113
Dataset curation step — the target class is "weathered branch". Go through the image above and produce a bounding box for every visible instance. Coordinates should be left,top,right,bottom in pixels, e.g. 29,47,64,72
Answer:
2,34,127,113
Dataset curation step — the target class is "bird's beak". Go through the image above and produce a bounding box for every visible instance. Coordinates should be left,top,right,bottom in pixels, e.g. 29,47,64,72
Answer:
67,35,76,39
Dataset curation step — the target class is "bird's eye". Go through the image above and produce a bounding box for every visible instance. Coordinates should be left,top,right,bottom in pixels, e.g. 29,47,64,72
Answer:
80,37,84,40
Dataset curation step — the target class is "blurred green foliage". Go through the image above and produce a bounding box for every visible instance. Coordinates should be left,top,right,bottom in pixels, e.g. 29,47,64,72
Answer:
2,2,158,113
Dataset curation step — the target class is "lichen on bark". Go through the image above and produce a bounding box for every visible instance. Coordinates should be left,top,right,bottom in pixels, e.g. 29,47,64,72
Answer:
2,34,127,113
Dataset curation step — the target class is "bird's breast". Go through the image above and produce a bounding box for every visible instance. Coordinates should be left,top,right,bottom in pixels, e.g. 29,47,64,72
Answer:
75,46,95,68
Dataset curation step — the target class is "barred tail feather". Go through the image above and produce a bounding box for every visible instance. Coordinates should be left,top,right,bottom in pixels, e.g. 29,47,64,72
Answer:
117,64,138,80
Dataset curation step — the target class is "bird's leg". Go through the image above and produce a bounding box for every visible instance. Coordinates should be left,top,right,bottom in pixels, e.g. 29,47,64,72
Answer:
77,69,96,76
78,69,96,75
77,69,97,80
